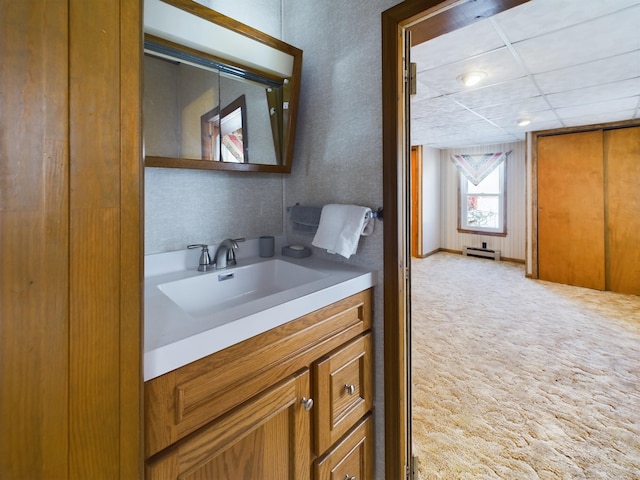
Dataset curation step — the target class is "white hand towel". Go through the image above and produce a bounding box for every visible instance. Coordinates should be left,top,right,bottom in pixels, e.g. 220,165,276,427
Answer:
312,204,373,258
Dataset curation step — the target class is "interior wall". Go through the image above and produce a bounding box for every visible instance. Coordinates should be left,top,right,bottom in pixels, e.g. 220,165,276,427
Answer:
195,0,282,38
145,1,400,477
422,146,441,255
145,0,284,254
440,141,527,261
282,1,400,478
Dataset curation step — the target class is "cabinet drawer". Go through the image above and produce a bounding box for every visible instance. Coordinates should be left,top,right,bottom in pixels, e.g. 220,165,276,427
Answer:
314,414,373,480
313,332,372,455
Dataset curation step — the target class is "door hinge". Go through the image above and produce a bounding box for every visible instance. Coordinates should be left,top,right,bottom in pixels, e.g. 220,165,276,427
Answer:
408,456,419,480
409,62,417,96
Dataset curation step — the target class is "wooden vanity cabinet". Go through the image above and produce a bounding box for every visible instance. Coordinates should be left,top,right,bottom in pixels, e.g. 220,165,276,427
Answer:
145,289,373,479
146,369,311,479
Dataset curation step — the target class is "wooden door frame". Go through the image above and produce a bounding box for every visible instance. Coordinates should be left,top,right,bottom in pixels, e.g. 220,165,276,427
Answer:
382,1,531,478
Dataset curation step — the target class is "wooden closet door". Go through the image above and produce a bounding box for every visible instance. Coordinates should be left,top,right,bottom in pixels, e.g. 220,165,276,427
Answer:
537,130,605,290
605,126,640,295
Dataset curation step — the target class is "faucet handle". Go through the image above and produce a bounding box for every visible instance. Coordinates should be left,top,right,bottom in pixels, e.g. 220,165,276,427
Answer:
187,244,214,271
224,238,244,266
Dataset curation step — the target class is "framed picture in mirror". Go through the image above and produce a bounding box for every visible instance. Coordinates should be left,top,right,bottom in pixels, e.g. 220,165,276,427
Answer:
201,95,248,163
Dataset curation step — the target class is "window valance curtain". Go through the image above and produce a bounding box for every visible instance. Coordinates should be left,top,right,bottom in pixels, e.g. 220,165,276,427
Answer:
450,151,511,186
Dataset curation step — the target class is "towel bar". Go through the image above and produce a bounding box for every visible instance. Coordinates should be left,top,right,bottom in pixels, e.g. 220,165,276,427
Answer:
367,207,383,220
287,204,383,221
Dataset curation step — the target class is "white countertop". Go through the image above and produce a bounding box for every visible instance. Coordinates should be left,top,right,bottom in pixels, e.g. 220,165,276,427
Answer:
144,249,377,381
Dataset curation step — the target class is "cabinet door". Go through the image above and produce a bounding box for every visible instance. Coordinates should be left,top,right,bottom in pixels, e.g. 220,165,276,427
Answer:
537,131,606,289
314,333,373,455
315,414,373,480
605,126,640,295
146,369,311,480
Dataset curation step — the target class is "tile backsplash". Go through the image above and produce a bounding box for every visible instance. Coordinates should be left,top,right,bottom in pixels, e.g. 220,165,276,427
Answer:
145,167,284,254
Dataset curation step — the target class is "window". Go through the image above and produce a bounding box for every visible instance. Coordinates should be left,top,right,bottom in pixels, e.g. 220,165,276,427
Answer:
458,163,506,235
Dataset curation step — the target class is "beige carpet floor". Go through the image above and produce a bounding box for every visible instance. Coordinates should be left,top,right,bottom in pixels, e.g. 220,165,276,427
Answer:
411,252,640,479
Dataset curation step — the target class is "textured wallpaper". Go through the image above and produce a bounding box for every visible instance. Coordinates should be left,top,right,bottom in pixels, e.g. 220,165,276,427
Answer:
145,167,283,253
282,2,400,478
145,2,399,478
145,0,284,254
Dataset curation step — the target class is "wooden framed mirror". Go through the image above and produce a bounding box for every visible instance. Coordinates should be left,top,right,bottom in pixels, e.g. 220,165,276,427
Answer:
143,0,302,173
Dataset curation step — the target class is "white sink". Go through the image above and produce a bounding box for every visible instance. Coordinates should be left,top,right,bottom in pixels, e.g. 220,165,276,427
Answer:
158,259,327,316
144,249,377,381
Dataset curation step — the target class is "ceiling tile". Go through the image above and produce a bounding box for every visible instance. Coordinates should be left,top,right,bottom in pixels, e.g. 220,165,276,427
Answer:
412,95,467,119
547,78,640,108
412,79,443,102
472,96,550,121
534,51,640,94
411,19,505,71
493,0,640,43
556,96,640,119
413,108,487,129
511,118,565,133
513,7,640,74
492,109,561,129
417,47,524,96
450,77,539,109
561,109,639,127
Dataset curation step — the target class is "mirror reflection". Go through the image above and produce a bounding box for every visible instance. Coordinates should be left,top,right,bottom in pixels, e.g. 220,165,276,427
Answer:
201,95,248,163
144,45,283,167
143,0,302,173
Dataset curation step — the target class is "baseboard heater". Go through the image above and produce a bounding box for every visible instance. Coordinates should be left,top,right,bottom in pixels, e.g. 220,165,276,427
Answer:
462,246,501,261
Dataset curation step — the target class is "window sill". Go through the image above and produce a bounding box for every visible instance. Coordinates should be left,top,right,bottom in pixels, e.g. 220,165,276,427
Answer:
457,228,507,237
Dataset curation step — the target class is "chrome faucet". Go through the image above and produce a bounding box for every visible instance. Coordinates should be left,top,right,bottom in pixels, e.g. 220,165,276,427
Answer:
213,238,244,270
187,244,215,272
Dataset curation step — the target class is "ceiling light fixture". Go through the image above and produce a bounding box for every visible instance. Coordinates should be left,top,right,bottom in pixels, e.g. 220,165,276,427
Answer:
457,71,486,87
517,119,531,127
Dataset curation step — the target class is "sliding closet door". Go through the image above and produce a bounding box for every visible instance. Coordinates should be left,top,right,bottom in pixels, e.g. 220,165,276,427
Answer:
537,130,606,290
605,126,640,295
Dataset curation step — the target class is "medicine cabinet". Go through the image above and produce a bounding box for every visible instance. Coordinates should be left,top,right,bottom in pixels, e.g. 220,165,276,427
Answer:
143,0,302,173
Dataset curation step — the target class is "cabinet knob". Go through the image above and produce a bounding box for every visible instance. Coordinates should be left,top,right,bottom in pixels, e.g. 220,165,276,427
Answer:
344,384,356,395
300,397,314,411
345,474,356,480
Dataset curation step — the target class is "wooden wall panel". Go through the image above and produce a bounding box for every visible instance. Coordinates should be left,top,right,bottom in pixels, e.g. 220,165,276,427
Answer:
119,0,144,477
0,1,70,478
605,126,640,295
1,1,142,477
537,131,605,290
68,0,122,477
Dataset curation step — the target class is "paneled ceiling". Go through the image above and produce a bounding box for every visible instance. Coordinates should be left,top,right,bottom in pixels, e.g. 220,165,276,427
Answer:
410,0,640,149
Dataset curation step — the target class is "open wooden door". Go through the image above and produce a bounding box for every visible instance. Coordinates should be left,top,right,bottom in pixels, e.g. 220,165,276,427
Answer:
411,146,424,258
383,1,532,478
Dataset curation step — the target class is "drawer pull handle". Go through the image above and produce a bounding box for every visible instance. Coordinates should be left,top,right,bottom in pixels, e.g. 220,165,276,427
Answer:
345,475,356,480
344,384,356,395
300,397,314,411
